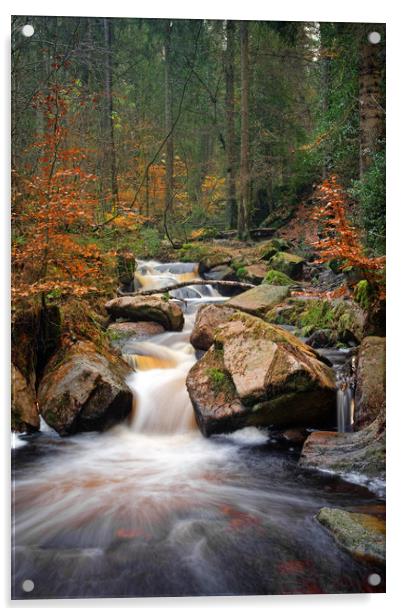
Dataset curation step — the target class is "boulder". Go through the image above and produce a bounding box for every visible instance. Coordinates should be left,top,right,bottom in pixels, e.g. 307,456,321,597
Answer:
263,270,295,286
354,337,385,429
105,295,184,331
242,263,269,284
259,238,291,261
199,253,231,275
226,284,290,318
38,341,133,436
305,329,337,349
316,507,385,567
187,312,337,436
203,265,236,282
107,321,165,342
11,364,39,432
190,304,237,351
268,252,305,280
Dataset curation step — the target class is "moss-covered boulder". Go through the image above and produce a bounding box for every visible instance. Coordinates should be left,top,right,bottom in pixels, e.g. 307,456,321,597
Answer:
105,294,184,331
187,312,337,436
259,238,291,261
199,252,231,275
316,507,385,567
107,321,165,348
38,341,133,436
242,262,270,284
190,304,237,351
226,284,290,318
263,270,295,286
355,337,386,429
268,251,305,280
11,364,39,433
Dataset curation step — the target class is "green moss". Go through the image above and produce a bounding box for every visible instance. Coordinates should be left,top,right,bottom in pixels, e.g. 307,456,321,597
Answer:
300,300,335,332
206,366,235,397
236,266,247,279
264,270,294,286
178,243,209,263
354,279,371,310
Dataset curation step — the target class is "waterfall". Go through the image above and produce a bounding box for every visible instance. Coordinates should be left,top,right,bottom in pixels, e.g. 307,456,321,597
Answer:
336,384,354,432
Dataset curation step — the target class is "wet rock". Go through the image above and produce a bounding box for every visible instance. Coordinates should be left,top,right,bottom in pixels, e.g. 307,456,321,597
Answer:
268,252,305,280
199,253,231,275
107,321,165,342
299,413,385,484
38,341,133,436
186,347,247,437
105,294,184,331
187,312,337,436
226,284,290,318
305,329,337,349
11,364,39,432
203,265,236,281
190,304,237,351
355,337,385,430
281,427,309,445
316,507,385,567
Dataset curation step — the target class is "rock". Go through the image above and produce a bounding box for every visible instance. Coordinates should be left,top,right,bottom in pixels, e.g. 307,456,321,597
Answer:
281,427,309,445
263,270,295,286
354,337,385,429
316,507,385,567
11,364,39,432
203,265,236,281
107,321,165,341
38,341,133,436
259,238,291,261
268,252,305,280
305,329,337,349
190,304,237,351
187,312,337,436
242,263,269,284
105,295,184,331
186,347,247,437
199,253,231,275
116,249,136,292
299,414,385,485
226,284,290,318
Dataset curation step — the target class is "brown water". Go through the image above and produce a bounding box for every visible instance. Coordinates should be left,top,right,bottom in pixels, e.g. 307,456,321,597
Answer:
11,261,385,599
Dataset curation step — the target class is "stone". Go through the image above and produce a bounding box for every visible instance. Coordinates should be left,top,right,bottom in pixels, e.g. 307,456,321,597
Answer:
259,238,291,261
107,321,165,340
11,364,39,432
354,337,385,429
38,341,133,436
242,263,269,284
187,312,337,436
190,304,237,351
316,507,385,567
268,252,305,280
305,329,337,349
203,265,236,281
199,253,231,275
105,294,184,331
226,284,290,318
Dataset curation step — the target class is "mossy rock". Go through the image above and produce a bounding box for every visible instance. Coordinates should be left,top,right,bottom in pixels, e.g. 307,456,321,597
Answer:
226,284,290,318
316,507,385,566
268,251,305,280
263,269,295,286
259,238,291,261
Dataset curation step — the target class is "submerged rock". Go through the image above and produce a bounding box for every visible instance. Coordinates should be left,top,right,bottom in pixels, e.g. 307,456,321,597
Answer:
355,337,386,429
11,364,39,432
187,312,337,436
38,341,133,436
190,304,237,351
316,507,385,567
226,284,290,318
268,251,305,280
105,294,184,331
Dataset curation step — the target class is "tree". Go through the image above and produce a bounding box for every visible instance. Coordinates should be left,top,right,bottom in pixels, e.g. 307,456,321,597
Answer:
239,20,250,240
224,20,237,229
103,17,119,210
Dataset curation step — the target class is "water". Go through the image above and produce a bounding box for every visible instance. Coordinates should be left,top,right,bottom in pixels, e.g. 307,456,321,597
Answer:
12,262,384,598
318,348,355,433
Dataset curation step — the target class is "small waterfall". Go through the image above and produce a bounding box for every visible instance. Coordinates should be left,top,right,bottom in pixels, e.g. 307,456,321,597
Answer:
336,383,354,432
315,348,355,433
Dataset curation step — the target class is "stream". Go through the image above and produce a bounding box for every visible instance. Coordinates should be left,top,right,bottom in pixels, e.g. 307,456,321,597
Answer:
12,261,385,599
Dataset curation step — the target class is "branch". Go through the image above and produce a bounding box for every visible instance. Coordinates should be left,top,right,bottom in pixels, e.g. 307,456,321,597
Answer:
117,279,255,297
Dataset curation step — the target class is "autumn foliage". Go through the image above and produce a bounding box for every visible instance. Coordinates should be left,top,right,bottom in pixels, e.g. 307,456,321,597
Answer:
311,176,385,294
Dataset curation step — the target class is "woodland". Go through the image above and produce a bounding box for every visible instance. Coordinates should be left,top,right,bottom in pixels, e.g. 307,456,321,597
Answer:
11,16,386,599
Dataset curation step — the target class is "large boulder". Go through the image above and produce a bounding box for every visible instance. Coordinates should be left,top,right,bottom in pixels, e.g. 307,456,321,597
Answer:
316,507,385,567
38,341,133,436
241,263,270,285
187,312,337,436
105,294,184,331
268,252,305,280
199,253,231,275
107,321,165,347
190,304,237,351
259,238,291,261
11,364,39,432
226,284,290,318
354,337,385,429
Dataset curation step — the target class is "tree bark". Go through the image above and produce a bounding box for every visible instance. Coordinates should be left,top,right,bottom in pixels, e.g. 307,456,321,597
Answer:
224,20,237,229
239,21,250,240
359,35,385,178
103,17,119,211
164,20,174,230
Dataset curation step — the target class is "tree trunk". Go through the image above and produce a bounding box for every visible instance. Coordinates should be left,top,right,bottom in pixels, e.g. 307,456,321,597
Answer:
164,21,174,227
239,21,250,240
103,17,118,211
224,20,237,229
359,35,384,178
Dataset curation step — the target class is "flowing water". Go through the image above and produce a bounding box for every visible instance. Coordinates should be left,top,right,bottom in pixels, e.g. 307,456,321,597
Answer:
12,262,384,599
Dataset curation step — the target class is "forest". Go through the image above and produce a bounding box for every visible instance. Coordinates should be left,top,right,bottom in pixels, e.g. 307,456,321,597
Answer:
11,16,386,600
